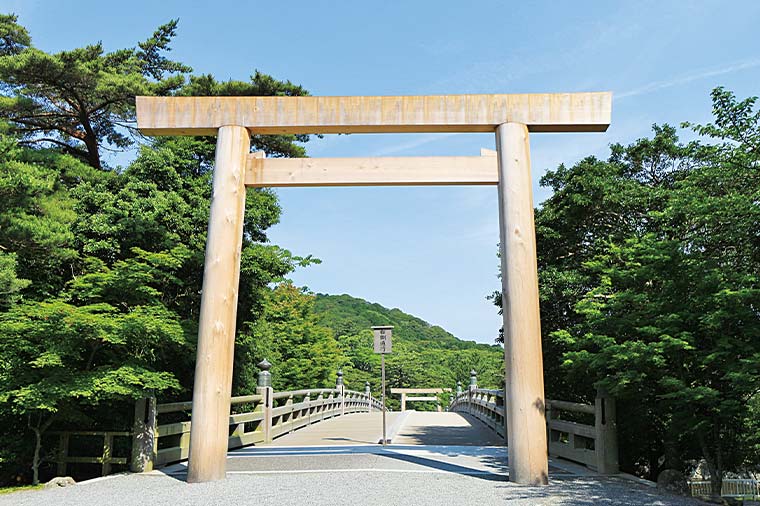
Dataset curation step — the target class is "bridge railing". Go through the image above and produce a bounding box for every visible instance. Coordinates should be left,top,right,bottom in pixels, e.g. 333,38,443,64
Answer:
449,388,506,438
54,363,383,476
144,387,379,468
449,377,618,474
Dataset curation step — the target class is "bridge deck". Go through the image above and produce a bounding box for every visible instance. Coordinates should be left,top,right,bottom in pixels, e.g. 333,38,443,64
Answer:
393,411,504,446
267,412,402,446
268,411,501,447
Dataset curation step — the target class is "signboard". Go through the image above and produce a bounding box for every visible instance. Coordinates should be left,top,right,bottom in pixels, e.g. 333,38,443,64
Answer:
372,326,393,354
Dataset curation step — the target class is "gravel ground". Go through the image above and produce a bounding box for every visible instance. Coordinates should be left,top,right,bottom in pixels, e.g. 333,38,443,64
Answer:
0,470,707,506
0,418,706,506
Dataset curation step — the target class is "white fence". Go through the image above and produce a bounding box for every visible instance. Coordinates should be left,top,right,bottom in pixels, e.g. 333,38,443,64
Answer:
689,479,759,500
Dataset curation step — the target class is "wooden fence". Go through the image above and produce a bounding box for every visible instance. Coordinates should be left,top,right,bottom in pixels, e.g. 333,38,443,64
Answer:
50,431,131,476
53,365,383,476
449,384,619,474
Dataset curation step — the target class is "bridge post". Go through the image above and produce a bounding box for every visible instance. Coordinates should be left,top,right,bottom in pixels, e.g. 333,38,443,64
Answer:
130,397,156,473
400,393,406,411
365,381,372,413
336,369,345,416
496,122,549,485
595,388,619,474
257,359,273,443
467,371,476,416
186,125,250,483
304,391,312,425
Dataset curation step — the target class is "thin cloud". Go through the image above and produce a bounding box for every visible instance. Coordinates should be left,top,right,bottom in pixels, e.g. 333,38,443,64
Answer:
367,133,460,157
618,59,760,99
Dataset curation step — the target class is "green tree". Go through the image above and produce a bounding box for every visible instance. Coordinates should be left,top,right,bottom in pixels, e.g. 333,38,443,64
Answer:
0,15,318,484
242,283,342,391
0,15,189,168
0,132,103,299
0,249,189,483
0,251,28,308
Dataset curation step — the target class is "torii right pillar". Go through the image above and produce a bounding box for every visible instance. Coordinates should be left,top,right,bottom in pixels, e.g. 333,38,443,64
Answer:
496,122,548,485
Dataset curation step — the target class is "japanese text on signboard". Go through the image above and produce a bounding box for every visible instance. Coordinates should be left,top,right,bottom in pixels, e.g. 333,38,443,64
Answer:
373,327,392,354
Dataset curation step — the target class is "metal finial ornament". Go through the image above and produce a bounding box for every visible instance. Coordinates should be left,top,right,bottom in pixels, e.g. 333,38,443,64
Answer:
257,359,272,387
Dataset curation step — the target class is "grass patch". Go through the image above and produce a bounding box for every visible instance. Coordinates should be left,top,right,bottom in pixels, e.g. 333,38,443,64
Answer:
0,484,43,495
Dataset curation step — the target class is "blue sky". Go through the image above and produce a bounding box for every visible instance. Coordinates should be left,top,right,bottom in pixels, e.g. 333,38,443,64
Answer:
9,0,760,343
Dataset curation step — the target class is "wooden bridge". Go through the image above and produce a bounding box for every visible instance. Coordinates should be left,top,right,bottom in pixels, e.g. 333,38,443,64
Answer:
8,366,707,506
51,365,617,478
16,389,696,506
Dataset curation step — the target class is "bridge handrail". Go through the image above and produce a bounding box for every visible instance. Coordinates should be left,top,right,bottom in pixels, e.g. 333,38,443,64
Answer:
272,388,339,400
546,399,595,414
449,386,618,474
139,385,384,469
157,393,266,414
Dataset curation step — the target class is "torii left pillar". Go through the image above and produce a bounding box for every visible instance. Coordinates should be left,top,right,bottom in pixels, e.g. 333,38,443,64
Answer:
187,125,249,483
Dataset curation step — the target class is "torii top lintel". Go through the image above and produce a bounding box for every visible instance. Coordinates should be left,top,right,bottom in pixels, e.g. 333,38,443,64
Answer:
135,92,611,136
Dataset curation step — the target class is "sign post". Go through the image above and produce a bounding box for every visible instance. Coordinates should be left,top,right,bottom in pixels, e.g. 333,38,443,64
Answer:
372,325,393,446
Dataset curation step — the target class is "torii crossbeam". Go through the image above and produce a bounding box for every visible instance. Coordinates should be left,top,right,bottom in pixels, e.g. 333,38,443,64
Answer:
136,92,612,486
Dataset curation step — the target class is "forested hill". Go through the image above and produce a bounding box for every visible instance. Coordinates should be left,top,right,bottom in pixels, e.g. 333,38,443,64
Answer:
299,293,504,398
313,293,496,351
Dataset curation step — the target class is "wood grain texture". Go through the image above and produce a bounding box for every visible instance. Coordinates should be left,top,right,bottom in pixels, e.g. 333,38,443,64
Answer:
496,122,549,485
136,92,611,135
246,153,498,187
186,126,250,483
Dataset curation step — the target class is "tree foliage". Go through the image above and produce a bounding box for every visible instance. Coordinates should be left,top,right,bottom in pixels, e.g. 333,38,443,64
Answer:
0,16,189,168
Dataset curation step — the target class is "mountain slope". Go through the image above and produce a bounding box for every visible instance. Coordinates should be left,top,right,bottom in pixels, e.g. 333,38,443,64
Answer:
311,293,504,407
313,293,498,351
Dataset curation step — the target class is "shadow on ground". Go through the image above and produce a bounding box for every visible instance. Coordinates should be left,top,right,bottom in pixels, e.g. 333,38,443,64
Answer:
395,413,504,446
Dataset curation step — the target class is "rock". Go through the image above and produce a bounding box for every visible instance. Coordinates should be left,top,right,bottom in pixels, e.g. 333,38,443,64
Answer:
656,469,689,496
45,476,76,488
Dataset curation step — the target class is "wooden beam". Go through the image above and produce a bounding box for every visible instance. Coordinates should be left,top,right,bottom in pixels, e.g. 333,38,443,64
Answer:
136,92,611,135
245,152,498,187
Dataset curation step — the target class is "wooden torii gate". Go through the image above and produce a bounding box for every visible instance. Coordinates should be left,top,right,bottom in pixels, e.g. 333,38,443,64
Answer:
136,92,612,486
391,388,451,412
